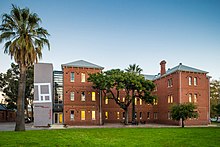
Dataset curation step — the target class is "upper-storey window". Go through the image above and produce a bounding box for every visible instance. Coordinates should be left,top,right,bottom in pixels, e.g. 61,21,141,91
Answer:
194,77,197,86
105,97,108,104
70,92,74,101
81,73,85,82
194,94,197,103
189,93,192,102
168,78,173,87
70,72,74,82
81,92,85,101
140,99,142,105
189,77,192,85
92,92,96,101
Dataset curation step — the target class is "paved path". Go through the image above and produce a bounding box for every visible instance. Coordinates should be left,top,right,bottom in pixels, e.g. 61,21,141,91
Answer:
0,122,214,131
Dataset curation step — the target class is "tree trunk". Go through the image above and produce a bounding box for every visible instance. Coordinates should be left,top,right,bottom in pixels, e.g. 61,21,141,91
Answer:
15,65,26,131
181,118,184,128
124,109,129,125
132,90,136,124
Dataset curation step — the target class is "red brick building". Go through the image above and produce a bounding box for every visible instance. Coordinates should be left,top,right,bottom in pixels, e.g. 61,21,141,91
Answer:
61,60,210,126
62,60,103,125
146,60,210,125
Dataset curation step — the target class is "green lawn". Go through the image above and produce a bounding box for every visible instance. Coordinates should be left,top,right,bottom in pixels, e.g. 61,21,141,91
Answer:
0,127,219,147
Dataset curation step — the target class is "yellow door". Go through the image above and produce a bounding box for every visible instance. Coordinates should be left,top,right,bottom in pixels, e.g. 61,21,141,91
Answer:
59,113,63,123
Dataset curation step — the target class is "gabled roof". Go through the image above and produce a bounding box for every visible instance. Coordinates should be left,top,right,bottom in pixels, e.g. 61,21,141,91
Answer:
144,63,208,81
144,75,157,81
61,60,104,69
0,104,7,111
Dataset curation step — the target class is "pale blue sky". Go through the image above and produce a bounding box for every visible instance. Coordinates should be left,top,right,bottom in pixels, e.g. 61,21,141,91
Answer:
0,0,220,79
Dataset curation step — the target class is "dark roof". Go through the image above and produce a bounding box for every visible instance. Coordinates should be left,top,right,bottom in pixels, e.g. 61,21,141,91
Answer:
144,63,208,81
61,60,104,69
0,104,7,111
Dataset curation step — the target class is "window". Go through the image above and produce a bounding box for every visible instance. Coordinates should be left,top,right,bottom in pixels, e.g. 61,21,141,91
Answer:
92,92,96,101
105,97,108,104
170,95,173,103
92,111,96,120
123,112,125,119
135,98,137,105
189,77,192,85
189,93,192,102
122,97,125,102
194,77,197,86
140,112,142,119
140,99,142,105
81,92,85,101
147,112,150,119
153,112,158,119
168,95,170,103
153,99,158,105
168,78,173,87
70,92,74,101
154,85,157,91
81,73,85,82
135,112,137,119
70,72,74,82
168,112,171,120
194,94,197,103
70,110,74,120
105,112,108,119
81,111,85,120
117,112,120,119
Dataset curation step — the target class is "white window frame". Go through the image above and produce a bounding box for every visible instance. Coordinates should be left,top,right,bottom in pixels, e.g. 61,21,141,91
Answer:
70,92,74,101
33,83,51,103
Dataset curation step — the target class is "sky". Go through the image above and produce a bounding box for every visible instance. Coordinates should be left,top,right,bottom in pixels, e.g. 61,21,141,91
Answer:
0,0,220,79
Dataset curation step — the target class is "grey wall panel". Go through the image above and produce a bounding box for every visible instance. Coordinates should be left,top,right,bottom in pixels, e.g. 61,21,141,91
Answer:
34,103,52,126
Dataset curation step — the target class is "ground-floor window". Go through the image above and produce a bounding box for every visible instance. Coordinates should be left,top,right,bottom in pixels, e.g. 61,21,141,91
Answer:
92,111,96,120
105,112,108,119
123,112,125,119
147,112,150,119
117,112,120,119
140,112,142,119
70,111,74,121
81,110,85,120
168,112,171,120
153,112,158,119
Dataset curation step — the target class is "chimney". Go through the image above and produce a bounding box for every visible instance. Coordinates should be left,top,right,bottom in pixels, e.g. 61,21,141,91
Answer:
160,60,166,76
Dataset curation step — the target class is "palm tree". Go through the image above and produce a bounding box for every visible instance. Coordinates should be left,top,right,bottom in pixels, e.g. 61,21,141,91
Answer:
125,64,143,75
0,5,50,131
125,64,143,124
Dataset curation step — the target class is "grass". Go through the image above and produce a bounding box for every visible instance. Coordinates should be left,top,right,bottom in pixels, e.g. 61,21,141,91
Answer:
0,127,220,147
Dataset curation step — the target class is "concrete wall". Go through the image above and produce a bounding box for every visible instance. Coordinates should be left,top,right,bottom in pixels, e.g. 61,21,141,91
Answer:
34,63,53,126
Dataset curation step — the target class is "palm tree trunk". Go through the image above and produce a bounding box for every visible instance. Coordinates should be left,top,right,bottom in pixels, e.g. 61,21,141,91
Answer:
15,65,26,131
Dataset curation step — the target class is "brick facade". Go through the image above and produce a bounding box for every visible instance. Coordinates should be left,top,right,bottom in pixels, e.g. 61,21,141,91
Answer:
61,60,210,126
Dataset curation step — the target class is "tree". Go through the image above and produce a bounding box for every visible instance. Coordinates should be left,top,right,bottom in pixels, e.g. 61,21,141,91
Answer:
170,103,198,128
0,63,34,120
0,5,50,131
125,64,143,123
216,104,220,117
210,80,220,117
88,69,155,124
